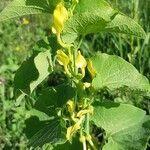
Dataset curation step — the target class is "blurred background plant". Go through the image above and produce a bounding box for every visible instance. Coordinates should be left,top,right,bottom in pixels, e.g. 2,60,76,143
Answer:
0,0,149,149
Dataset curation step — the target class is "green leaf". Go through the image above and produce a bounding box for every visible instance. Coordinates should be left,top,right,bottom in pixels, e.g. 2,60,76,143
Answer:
0,0,60,22
48,35,61,57
14,50,52,105
103,117,150,150
25,117,66,148
62,0,146,43
91,53,150,91
26,108,51,121
75,0,114,13
91,102,150,150
91,102,146,135
34,84,75,116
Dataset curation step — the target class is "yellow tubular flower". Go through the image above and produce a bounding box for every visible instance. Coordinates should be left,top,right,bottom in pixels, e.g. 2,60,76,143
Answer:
76,106,94,118
52,2,68,34
66,116,84,141
67,100,75,113
76,51,87,77
56,49,70,66
87,60,96,78
22,18,29,25
76,51,87,68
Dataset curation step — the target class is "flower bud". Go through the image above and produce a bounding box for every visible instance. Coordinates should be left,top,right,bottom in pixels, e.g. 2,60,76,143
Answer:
56,49,70,66
76,51,87,77
76,51,87,69
87,60,96,78
67,100,75,113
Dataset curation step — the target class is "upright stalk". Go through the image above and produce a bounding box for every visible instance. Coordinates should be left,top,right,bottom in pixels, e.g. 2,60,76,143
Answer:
83,141,87,150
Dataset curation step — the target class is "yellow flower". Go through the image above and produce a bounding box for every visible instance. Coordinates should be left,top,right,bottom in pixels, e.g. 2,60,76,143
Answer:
56,49,70,66
76,106,93,118
83,82,91,88
79,135,86,143
22,18,29,25
67,100,75,113
52,2,68,34
76,51,87,68
76,51,87,77
87,60,96,78
66,116,84,141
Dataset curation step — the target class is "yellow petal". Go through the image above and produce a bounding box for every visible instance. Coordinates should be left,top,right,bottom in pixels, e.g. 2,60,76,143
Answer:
84,82,91,88
79,135,86,143
56,49,70,66
76,51,87,69
66,118,82,141
67,100,75,113
22,18,29,25
76,106,93,118
87,60,96,78
52,3,68,34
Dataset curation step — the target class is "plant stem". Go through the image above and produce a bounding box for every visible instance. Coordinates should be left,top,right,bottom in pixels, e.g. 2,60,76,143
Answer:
83,140,87,150
88,140,97,150
118,34,123,58
85,106,97,150
85,110,90,135
77,36,84,50
57,33,71,49
72,36,84,107
49,49,54,72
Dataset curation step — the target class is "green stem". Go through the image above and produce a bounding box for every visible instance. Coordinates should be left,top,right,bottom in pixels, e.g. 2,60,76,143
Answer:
69,0,79,17
49,49,54,72
80,127,87,150
88,139,97,150
73,48,78,74
118,34,123,58
77,35,84,50
72,36,84,107
83,141,87,150
57,33,71,49
85,113,90,134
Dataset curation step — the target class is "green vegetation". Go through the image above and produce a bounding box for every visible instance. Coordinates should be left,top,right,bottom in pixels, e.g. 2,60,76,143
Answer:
0,0,149,150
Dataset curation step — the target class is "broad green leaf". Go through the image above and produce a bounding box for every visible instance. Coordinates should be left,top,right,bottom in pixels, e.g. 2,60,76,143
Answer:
75,0,114,13
91,53,150,91
0,0,60,22
25,117,66,148
91,102,150,150
91,102,146,135
14,50,52,104
103,117,150,150
34,84,75,116
62,0,146,43
26,108,51,121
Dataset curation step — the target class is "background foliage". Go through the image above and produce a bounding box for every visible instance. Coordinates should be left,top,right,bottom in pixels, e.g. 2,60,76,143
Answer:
0,0,149,149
